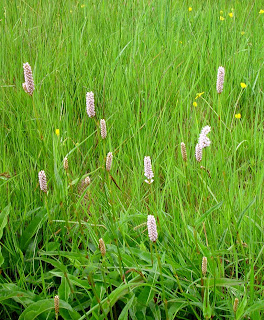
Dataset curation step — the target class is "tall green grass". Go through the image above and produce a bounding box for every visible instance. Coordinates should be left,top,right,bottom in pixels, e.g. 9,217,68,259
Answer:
1,0,264,319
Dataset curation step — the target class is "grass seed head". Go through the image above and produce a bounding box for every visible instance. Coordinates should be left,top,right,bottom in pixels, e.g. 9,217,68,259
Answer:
106,152,113,172
147,215,158,242
38,170,47,193
216,66,225,94
86,91,95,118
99,238,106,256
181,142,187,162
23,62,34,95
63,157,68,170
100,119,107,139
233,298,239,313
202,256,207,276
144,156,154,184
54,295,59,318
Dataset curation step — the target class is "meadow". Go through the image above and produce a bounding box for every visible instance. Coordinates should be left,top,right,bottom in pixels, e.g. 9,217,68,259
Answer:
1,0,264,319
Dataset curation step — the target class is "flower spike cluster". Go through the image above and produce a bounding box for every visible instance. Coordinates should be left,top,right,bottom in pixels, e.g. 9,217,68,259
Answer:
198,126,211,149
38,170,47,193
144,156,154,184
23,62,34,95
86,91,95,117
195,126,211,162
106,152,113,172
216,66,225,94
100,119,107,139
147,215,158,242
181,142,187,162
195,143,203,162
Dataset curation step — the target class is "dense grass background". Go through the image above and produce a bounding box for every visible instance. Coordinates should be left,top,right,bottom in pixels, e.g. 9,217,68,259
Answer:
1,0,264,319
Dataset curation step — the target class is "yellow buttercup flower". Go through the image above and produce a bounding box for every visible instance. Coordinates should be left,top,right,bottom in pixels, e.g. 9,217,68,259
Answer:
193,102,197,107
240,82,247,88
195,92,205,99
188,7,192,12
235,113,241,119
228,13,233,18
220,10,223,14
220,16,225,21
259,9,264,14
55,129,60,136
241,31,245,35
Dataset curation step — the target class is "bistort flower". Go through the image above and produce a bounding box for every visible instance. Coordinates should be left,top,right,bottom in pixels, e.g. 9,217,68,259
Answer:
86,91,95,117
195,143,202,162
100,119,107,139
144,156,154,184
23,62,34,95
181,142,187,162
216,66,225,94
198,125,211,149
38,170,47,193
106,152,113,172
147,215,158,242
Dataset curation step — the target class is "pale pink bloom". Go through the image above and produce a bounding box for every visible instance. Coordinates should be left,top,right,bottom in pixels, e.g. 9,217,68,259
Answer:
144,156,154,184
86,91,95,117
147,215,158,242
106,152,113,172
38,170,47,193
100,119,107,139
216,66,225,94
23,62,34,95
198,126,211,149
195,144,202,162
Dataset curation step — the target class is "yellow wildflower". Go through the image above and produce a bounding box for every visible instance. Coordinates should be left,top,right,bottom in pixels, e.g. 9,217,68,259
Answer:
259,9,264,14
81,4,85,8
220,10,223,14
228,13,233,18
193,102,197,107
241,31,245,35
220,16,225,21
235,113,241,119
55,129,60,136
188,7,192,12
195,92,205,99
240,82,247,88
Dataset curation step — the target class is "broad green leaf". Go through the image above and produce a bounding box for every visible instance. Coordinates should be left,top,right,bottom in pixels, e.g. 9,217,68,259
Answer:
244,301,263,316
0,283,37,306
79,282,149,319
20,209,47,251
58,277,71,302
19,299,80,320
0,248,3,267
37,257,67,273
118,294,135,320
0,204,10,239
